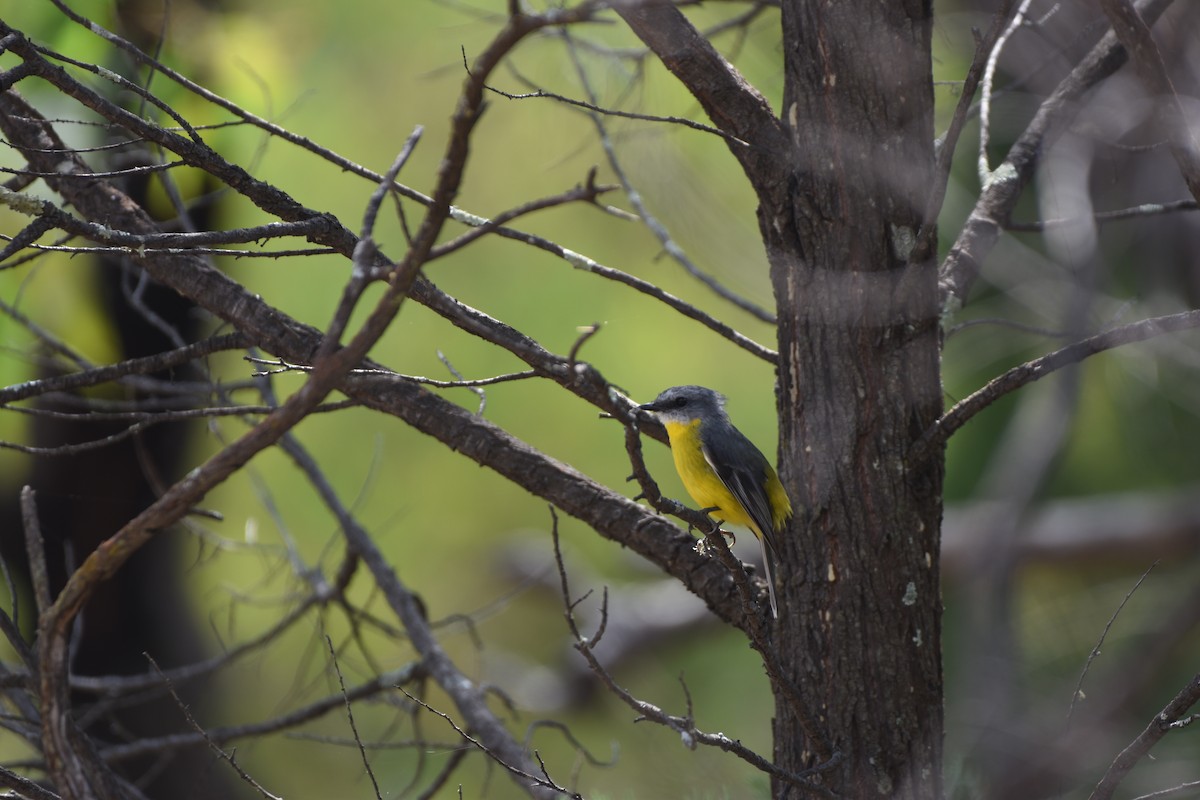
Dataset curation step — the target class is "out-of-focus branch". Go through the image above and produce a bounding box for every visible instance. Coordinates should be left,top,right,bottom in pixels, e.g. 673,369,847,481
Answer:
0,334,248,405
1089,672,1200,800
548,514,838,796
2,8,616,797
942,488,1200,575
913,0,1018,264
938,0,1175,310
1097,0,1200,201
0,86,749,626
911,309,1200,465
554,33,776,323
23,489,126,800
975,0,1035,184
98,664,423,765
1005,199,1200,232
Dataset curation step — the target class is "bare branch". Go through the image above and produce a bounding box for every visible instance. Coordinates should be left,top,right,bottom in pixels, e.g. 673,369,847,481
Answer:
485,77,744,142
1005,198,1200,232
401,690,581,800
611,0,790,178
1129,780,1200,800
100,664,424,764
0,765,61,800
1089,673,1200,800
555,31,775,323
913,0,1018,264
0,333,248,405
19,487,51,615
324,636,382,800
145,656,282,800
1097,0,1200,201
427,171,618,260
548,512,838,796
245,355,537,389
938,0,1176,310
911,309,1200,464
977,0,1036,183
1068,562,1158,725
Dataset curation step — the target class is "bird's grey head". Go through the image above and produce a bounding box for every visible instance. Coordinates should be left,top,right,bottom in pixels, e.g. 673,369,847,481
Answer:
638,385,727,424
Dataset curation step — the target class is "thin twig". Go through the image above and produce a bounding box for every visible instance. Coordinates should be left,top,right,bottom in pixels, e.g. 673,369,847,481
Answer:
1067,562,1158,726
1005,199,1199,232
325,636,382,800
552,32,774,323
428,170,616,260
482,76,747,144
244,355,537,389
145,655,282,800
100,664,423,764
1127,780,1200,800
0,184,339,252
548,510,838,796
401,689,581,800
436,350,486,414
19,487,51,614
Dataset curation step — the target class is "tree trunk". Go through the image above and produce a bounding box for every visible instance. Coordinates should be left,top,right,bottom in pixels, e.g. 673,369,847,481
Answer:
766,1,945,796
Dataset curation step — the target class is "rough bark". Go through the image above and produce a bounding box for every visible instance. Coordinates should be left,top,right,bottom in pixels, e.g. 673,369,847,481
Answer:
615,0,944,794
769,2,944,796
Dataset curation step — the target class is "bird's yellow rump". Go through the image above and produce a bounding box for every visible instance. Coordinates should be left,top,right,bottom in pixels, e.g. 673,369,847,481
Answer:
639,385,793,618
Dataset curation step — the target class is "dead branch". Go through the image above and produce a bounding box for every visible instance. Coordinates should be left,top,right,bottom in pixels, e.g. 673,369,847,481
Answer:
1089,672,1200,800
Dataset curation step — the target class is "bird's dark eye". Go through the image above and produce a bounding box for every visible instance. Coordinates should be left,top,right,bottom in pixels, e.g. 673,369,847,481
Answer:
672,396,688,408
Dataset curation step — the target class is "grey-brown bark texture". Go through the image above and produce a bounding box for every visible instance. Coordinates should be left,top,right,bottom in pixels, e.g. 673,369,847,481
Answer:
620,0,953,794
771,3,945,796
619,0,944,794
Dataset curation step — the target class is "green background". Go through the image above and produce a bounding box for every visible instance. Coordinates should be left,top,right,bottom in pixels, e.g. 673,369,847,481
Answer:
2,2,1199,797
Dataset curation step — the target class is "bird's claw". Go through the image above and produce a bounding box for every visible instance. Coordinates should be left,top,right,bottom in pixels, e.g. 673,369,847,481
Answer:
694,527,735,555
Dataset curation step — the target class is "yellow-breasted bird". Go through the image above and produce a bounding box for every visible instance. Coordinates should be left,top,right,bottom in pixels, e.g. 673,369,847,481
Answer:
638,385,793,618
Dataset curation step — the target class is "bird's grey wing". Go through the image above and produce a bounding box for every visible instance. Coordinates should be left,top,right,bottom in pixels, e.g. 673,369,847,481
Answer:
700,432,779,556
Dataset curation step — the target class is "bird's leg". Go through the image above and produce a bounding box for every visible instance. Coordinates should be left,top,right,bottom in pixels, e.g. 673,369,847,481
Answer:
699,508,736,546
693,510,736,555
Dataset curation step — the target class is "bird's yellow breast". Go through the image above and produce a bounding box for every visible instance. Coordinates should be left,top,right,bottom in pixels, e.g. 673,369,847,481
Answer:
662,419,756,531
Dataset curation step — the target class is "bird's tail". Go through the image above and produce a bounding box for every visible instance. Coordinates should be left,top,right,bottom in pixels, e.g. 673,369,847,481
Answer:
757,534,778,619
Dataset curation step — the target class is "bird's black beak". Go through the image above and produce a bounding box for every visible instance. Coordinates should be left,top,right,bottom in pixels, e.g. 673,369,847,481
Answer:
638,401,661,412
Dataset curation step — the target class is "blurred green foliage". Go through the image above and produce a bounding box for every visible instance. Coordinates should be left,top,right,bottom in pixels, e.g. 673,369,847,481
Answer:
2,1,1199,798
